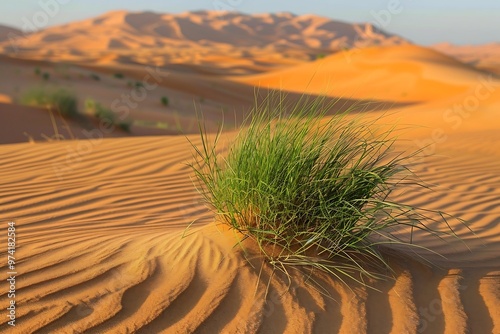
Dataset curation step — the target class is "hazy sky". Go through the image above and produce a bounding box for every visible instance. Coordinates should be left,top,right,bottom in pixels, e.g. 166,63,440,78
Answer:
1,0,499,45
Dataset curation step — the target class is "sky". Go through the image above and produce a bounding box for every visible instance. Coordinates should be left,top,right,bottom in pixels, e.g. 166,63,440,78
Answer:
1,0,499,45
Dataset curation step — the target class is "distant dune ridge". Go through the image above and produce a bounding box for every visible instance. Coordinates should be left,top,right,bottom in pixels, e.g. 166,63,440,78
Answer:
0,10,409,53
0,24,22,42
239,44,493,102
432,42,500,75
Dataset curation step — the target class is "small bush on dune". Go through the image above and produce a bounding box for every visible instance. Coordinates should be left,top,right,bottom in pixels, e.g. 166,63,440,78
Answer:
190,94,464,284
84,98,132,133
42,72,50,81
114,73,124,79
161,96,169,107
21,88,78,117
90,73,100,81
118,121,132,132
85,98,115,123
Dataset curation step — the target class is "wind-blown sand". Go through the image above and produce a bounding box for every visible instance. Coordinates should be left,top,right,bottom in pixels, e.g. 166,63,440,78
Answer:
0,11,499,333
1,102,499,333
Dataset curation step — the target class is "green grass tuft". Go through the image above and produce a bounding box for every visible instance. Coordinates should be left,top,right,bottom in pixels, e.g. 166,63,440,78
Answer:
189,94,465,285
161,96,169,107
21,87,78,117
90,73,101,81
85,98,132,132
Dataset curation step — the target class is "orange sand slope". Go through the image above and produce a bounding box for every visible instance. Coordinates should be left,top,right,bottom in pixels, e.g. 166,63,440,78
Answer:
238,44,495,103
0,103,499,333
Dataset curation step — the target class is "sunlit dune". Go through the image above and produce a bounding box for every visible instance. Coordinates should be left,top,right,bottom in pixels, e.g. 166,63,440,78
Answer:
238,44,495,102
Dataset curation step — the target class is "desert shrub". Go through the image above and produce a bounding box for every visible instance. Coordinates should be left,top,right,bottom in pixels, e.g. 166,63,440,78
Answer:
34,67,41,76
160,96,170,107
90,73,100,81
85,98,115,122
21,88,78,117
42,72,50,81
134,81,144,89
114,73,124,79
84,98,131,132
189,95,464,284
161,96,169,106
118,121,132,132
84,98,97,113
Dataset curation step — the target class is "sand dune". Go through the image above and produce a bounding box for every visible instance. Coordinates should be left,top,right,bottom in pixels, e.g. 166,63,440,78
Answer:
0,52,412,144
238,44,495,103
0,11,408,54
0,24,22,42
432,42,500,75
0,100,499,332
0,10,409,71
0,11,415,82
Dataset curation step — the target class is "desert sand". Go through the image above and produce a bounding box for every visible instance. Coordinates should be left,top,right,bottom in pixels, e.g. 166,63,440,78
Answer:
432,43,500,76
0,10,499,334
